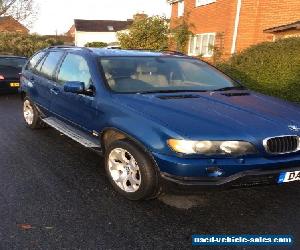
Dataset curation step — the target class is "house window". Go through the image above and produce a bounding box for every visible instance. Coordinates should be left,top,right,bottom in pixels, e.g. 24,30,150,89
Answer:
195,0,216,7
107,26,114,31
178,1,184,17
189,33,215,57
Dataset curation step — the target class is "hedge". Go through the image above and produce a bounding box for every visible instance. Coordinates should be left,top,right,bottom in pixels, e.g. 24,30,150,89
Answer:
85,41,108,48
217,37,300,103
0,32,64,58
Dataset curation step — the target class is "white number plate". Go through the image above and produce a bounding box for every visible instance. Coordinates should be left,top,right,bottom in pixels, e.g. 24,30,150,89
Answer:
278,171,300,183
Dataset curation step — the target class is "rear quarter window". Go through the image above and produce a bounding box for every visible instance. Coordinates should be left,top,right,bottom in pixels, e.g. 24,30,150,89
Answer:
26,51,46,70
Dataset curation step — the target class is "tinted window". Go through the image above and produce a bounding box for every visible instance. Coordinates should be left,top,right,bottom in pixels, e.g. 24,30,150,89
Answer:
34,55,47,74
0,57,27,70
40,51,64,79
26,51,45,70
58,53,92,89
99,56,238,93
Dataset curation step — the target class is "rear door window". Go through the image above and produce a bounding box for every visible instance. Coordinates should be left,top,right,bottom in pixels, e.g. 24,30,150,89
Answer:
39,51,64,79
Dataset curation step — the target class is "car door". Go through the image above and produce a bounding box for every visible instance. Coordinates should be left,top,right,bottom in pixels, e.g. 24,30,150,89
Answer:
22,51,46,106
25,51,65,113
50,52,99,132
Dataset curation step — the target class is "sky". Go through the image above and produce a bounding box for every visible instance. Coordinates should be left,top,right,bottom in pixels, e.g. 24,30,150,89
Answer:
31,0,171,35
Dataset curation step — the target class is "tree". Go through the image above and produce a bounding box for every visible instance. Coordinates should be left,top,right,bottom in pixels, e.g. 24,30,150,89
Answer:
117,15,169,51
0,0,37,27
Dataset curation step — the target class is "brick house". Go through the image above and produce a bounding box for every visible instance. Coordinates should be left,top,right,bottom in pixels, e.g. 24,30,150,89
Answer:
0,16,29,34
167,0,300,59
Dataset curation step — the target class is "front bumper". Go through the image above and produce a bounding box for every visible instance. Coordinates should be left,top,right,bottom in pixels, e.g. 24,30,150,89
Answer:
153,152,300,191
161,166,300,191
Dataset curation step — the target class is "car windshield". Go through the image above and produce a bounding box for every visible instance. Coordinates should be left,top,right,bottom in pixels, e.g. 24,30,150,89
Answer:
0,57,27,70
99,56,240,93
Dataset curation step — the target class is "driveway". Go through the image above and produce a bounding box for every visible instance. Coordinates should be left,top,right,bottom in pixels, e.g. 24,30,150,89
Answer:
0,94,299,249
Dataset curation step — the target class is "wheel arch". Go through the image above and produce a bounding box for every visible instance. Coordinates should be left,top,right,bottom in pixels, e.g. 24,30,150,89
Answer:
101,127,162,198
101,127,149,154
100,127,160,171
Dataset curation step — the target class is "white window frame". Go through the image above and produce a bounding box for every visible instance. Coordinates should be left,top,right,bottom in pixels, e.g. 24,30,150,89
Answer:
195,0,216,7
107,26,114,31
188,33,216,57
178,0,184,17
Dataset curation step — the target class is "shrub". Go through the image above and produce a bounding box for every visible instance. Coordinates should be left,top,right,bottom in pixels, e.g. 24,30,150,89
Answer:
171,15,193,53
0,32,64,58
217,37,300,103
117,15,169,50
85,41,108,48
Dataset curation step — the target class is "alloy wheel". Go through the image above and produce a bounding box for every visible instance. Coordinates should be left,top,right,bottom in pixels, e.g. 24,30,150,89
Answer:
108,148,141,193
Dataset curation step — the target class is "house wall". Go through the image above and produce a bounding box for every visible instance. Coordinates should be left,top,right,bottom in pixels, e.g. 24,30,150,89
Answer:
75,31,118,46
170,0,237,57
236,0,300,52
67,25,75,38
170,0,300,58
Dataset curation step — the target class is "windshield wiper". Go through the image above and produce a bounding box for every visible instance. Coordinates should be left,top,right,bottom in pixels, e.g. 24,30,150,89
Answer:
138,89,208,94
213,86,246,92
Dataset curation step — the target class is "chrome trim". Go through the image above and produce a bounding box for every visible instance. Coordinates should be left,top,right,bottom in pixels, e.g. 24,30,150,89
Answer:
288,125,300,132
263,135,300,155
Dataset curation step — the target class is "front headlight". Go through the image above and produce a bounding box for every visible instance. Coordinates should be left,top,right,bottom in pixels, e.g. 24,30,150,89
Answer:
167,139,257,156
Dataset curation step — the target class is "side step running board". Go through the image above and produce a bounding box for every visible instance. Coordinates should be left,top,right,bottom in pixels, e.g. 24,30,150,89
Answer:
43,117,101,149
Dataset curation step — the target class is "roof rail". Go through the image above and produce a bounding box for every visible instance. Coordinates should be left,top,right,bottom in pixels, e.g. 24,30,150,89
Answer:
47,45,92,52
111,48,188,56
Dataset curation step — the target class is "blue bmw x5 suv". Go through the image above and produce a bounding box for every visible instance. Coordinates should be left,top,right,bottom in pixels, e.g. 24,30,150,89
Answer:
20,46,300,200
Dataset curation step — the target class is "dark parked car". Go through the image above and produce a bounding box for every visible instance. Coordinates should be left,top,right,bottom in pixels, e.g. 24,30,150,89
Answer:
0,55,27,93
20,46,300,200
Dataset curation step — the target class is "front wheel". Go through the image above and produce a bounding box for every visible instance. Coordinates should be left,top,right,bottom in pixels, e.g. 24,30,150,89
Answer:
23,98,45,129
105,139,160,200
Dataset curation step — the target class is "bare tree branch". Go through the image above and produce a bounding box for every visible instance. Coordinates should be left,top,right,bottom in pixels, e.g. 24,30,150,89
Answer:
0,0,38,28
0,0,18,16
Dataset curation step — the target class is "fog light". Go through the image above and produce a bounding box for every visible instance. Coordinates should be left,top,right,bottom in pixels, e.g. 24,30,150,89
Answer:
206,167,224,177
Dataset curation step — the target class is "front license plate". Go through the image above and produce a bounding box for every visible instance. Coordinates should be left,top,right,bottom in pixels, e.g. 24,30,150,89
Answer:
10,82,20,87
278,171,300,183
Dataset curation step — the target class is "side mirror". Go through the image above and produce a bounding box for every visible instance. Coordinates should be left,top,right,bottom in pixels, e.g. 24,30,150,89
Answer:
64,81,85,94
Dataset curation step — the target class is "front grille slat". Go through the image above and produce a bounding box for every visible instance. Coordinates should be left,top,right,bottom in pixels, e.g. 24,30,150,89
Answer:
264,136,299,154
284,137,288,152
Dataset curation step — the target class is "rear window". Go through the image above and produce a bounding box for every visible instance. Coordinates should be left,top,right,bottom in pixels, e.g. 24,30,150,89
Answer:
0,57,27,70
39,51,64,79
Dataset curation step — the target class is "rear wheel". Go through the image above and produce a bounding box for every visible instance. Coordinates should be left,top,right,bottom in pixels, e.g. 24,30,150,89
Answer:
23,98,45,129
105,139,160,200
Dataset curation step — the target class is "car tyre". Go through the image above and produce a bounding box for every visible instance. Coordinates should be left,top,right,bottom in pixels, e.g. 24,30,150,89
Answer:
105,139,160,201
23,97,45,129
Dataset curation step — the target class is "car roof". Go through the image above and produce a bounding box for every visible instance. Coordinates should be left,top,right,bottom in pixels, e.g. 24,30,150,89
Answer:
47,46,188,58
88,48,168,57
0,55,27,59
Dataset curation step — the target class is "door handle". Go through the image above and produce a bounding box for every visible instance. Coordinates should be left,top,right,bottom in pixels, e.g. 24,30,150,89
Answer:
30,77,36,83
50,88,59,95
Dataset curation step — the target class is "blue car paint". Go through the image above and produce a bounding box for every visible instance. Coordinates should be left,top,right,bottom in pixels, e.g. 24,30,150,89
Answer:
21,48,300,182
